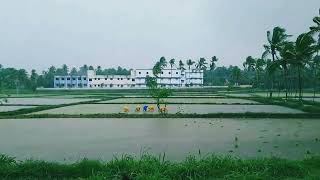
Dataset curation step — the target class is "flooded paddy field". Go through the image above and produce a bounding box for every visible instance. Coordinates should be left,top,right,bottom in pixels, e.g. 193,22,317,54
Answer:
3,98,98,105
253,92,320,98
0,106,36,112
33,104,304,114
0,118,318,162
99,97,259,104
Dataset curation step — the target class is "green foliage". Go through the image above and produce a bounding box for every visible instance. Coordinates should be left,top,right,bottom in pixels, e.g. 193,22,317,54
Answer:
146,77,172,112
0,154,318,179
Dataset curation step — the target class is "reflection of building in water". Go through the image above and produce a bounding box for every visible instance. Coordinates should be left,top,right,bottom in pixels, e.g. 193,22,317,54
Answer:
54,69,203,89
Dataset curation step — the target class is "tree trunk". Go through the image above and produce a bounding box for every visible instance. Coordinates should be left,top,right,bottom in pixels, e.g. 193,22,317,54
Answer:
283,68,288,100
313,65,316,102
170,65,172,88
298,66,302,100
269,52,276,98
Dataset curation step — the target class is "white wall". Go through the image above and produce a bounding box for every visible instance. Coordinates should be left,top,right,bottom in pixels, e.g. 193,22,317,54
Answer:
54,69,203,88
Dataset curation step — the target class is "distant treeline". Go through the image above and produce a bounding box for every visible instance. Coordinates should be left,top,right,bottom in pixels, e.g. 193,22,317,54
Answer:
0,64,131,90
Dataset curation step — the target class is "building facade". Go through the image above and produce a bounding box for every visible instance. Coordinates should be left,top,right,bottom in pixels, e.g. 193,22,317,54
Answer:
54,69,203,89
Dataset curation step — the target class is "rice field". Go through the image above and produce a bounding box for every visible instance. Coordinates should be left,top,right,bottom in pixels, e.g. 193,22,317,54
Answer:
2,98,98,105
32,104,304,115
99,97,259,104
0,106,36,112
0,118,318,162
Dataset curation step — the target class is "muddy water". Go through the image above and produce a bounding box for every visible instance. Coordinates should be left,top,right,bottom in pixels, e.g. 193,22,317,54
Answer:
0,118,319,162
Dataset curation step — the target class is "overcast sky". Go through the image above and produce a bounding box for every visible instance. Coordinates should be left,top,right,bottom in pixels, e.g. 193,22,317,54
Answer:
0,0,319,72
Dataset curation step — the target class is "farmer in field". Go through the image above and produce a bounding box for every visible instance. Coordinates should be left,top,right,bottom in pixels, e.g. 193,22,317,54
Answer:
159,106,168,113
123,106,130,113
135,105,141,112
148,105,155,112
143,105,148,112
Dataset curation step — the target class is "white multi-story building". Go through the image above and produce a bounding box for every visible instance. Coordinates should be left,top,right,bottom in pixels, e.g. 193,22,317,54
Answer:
54,69,203,89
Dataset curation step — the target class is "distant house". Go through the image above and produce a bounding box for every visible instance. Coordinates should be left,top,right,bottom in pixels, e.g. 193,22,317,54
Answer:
54,69,203,89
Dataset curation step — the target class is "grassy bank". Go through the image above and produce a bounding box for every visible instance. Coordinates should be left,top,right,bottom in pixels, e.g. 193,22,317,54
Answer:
0,154,319,179
3,112,320,119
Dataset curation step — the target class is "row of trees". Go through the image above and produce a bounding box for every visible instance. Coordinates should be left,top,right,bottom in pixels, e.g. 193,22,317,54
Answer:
0,64,132,91
242,12,320,99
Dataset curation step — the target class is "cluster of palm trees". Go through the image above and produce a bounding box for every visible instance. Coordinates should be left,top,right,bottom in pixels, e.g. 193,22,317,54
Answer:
152,56,219,86
243,12,320,100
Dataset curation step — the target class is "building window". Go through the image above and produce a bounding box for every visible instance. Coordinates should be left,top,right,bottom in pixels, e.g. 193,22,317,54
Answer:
84,84,87,87
78,77,81,80
55,84,59,87
117,78,120,80
89,79,92,81
169,72,171,74
55,78,59,80
61,78,65,80
98,78,100,80
94,78,97,80
72,78,76,80
127,78,130,80
176,72,179,74
117,85,120,87
110,78,113,80
83,77,87,80
146,72,149,74
132,79,135,82
161,71,164,74
120,78,123,80
67,78,70,80
139,72,141,74
105,78,108,80
121,85,123,87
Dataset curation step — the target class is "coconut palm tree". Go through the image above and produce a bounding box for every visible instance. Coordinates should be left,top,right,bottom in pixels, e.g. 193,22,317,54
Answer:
309,55,320,100
309,11,320,49
196,58,207,86
177,60,185,87
153,62,162,77
255,58,266,89
210,56,218,70
178,60,185,71
286,33,318,99
243,56,256,86
159,57,167,69
186,59,195,86
186,59,195,70
231,66,241,86
278,42,296,99
157,57,167,86
262,27,291,97
209,56,218,86
169,59,175,87
265,59,279,98
243,56,256,71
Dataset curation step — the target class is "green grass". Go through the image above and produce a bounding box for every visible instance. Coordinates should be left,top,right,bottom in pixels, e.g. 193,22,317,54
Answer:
0,154,319,179
4,112,320,119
